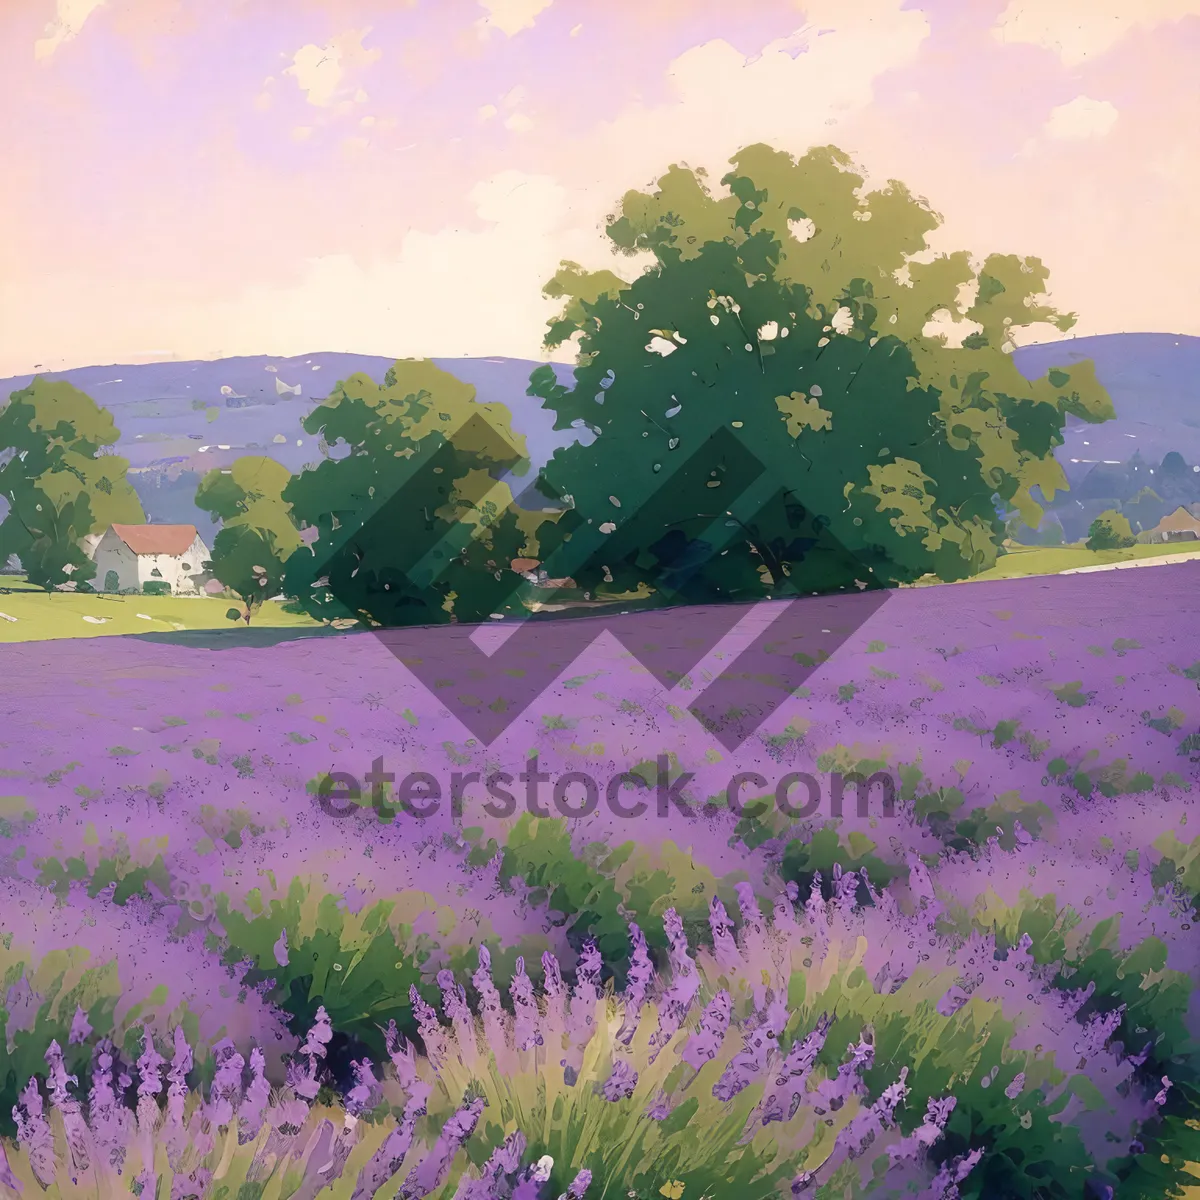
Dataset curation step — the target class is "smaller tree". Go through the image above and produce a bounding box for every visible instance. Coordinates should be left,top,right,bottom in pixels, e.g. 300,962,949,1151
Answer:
0,379,144,591
283,360,531,628
195,457,301,624
1086,509,1136,551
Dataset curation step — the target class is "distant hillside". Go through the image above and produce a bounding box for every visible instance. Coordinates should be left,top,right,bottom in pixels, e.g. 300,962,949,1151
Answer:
1013,332,1200,484
0,354,577,543
0,333,1196,543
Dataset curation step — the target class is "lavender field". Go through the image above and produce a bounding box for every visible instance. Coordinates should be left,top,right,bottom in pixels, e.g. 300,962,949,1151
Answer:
0,563,1197,1197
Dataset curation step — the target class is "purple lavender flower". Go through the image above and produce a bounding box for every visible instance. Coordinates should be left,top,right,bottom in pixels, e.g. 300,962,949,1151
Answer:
205,1037,246,1128
831,864,860,917
398,1096,486,1199
163,1026,195,1170
562,1167,593,1199
601,1058,639,1102
566,940,602,1059
291,1118,356,1200
811,1034,874,1115
88,1039,129,1173
541,951,568,1048
386,1019,433,1118
919,1147,984,1199
13,1076,55,1190
758,1015,831,1126
351,1108,422,1200
345,1057,380,1117
170,1165,213,1200
68,1005,93,1046
439,969,477,1059
409,986,451,1068
512,1154,555,1200
44,1039,91,1176
617,924,655,1045
649,910,699,1061
712,992,789,1102
0,1140,21,1195
456,1131,528,1200
473,946,508,1057
511,956,543,1051
709,897,740,972
273,927,289,967
238,1045,271,1143
889,1096,957,1166
682,990,731,1070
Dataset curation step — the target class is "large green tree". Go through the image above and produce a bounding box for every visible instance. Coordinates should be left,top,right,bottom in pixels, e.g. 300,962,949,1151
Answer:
529,145,1114,601
283,360,533,626
0,379,144,591
195,456,302,624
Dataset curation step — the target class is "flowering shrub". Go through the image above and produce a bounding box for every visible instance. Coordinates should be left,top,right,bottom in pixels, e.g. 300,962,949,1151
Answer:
0,878,295,1136
4,876,1185,1200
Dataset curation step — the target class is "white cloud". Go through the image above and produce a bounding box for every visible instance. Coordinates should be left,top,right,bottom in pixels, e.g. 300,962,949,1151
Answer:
35,0,106,60
992,0,1200,64
0,171,618,374
476,0,555,38
8,0,944,372
200,172,617,363
219,5,927,364
1044,95,1119,139
484,86,534,132
285,29,380,108
580,0,930,195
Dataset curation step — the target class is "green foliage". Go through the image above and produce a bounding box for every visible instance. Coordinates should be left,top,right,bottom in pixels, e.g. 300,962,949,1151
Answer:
433,996,803,1200
0,940,195,1137
777,824,904,901
1087,508,1137,550
214,880,434,1054
283,360,533,627
142,579,171,596
0,378,144,591
478,815,635,966
196,456,302,623
532,144,1113,600
466,816,738,975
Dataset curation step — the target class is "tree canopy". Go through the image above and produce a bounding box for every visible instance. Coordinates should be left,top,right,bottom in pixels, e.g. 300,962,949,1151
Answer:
195,456,302,623
1086,509,1136,551
0,378,144,591
530,144,1114,602
282,360,534,626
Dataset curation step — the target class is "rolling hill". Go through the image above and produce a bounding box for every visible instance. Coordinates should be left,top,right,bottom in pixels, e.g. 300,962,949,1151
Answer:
0,333,1196,543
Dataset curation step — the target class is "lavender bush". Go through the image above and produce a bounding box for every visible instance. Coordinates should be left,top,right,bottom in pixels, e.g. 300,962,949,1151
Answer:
4,883,1186,1199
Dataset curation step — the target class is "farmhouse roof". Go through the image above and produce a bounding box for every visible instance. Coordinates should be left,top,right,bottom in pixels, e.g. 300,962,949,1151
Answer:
109,523,200,556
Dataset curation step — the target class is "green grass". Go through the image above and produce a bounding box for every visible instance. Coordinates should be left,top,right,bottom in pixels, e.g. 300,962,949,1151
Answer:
0,576,319,642
1,537,1197,643
958,539,1200,583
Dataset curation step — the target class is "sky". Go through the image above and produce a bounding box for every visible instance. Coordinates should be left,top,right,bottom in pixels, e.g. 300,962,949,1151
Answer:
1,0,1198,375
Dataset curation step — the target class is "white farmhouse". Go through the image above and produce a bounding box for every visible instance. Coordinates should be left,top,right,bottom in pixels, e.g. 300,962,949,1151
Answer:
88,524,212,595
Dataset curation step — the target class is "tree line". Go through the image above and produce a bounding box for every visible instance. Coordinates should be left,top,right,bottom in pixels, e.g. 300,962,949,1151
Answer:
0,143,1116,622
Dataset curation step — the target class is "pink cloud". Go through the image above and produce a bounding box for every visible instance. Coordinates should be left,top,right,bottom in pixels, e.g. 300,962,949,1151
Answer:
0,0,1197,374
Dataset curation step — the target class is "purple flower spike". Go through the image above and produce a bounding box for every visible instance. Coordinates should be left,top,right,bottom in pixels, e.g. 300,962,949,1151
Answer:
601,1059,639,1102
67,1006,93,1046
682,991,731,1070
398,1096,486,1199
511,957,543,1051
14,1077,55,1190
617,924,655,1045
